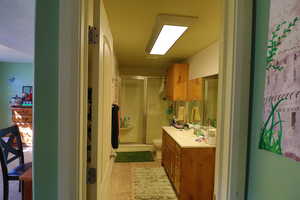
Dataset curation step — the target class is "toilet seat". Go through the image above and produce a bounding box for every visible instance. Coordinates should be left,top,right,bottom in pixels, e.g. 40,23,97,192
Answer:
153,139,162,148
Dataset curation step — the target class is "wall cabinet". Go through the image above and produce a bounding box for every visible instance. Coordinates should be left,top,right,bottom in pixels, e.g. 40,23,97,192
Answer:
162,130,215,200
187,77,203,101
166,64,203,101
166,64,188,101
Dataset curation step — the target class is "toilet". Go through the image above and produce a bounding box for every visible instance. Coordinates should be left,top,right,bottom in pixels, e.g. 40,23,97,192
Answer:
152,139,162,160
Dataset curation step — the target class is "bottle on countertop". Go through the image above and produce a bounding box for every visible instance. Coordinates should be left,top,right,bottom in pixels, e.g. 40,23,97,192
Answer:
120,117,124,128
123,117,128,128
127,117,131,127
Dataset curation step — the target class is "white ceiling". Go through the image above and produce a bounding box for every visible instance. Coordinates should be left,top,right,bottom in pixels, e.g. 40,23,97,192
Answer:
0,0,35,63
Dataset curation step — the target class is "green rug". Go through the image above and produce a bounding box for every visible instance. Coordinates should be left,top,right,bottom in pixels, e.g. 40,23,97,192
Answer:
115,151,154,162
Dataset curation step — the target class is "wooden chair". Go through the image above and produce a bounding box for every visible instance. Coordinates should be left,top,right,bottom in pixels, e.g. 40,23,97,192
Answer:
0,125,32,200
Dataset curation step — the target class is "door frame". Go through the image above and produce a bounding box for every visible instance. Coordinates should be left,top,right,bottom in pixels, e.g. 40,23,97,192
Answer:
57,0,89,199
214,0,253,199
56,0,253,199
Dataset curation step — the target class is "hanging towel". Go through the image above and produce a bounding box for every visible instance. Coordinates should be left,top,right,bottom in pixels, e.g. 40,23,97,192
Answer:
112,104,120,149
177,106,185,121
191,106,201,122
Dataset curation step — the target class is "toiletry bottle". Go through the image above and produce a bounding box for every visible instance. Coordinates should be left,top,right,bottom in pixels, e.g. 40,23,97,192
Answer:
120,117,123,128
127,117,131,127
123,117,127,128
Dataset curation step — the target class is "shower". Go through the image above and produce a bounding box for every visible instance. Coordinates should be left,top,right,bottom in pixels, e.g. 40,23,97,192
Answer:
119,76,169,149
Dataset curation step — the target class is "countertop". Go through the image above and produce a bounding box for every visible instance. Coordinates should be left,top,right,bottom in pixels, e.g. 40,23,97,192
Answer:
162,126,216,148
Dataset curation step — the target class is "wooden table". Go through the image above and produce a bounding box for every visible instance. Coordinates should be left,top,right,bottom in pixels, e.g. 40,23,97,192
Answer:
20,167,32,200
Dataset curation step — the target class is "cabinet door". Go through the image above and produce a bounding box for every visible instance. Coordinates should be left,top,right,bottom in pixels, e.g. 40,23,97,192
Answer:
173,64,188,101
162,131,166,165
162,132,171,177
169,146,176,182
187,78,203,101
181,148,215,200
166,64,189,101
174,144,181,194
165,145,171,177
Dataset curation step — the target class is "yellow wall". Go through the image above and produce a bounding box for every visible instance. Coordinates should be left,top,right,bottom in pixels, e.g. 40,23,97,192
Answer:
119,66,167,76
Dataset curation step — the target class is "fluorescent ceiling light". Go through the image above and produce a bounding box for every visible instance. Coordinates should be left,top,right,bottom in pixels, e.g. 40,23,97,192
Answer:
150,25,188,55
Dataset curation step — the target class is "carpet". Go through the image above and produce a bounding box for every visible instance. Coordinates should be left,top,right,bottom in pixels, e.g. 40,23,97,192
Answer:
115,151,154,162
132,167,177,200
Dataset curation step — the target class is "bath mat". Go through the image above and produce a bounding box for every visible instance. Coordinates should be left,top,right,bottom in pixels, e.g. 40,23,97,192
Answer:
132,167,177,200
115,151,154,162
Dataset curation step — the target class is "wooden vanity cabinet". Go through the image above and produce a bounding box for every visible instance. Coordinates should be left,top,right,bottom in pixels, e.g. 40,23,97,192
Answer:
162,130,215,200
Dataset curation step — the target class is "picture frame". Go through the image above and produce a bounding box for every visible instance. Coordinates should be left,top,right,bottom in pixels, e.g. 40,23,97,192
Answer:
22,86,33,95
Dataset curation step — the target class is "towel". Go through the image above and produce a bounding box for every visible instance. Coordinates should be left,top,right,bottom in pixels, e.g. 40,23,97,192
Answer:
111,104,120,149
177,106,185,121
191,106,201,122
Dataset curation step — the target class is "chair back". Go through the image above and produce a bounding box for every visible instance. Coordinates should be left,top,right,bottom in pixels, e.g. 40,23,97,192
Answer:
0,144,9,200
0,143,8,178
0,126,25,167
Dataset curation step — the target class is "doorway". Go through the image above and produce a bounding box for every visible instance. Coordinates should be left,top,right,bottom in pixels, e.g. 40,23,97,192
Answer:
103,0,221,199
55,0,254,199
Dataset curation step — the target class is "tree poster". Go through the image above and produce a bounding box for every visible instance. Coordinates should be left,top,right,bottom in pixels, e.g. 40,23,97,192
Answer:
261,0,300,162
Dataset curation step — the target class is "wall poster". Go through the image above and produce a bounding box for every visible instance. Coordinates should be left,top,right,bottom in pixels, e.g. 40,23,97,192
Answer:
261,0,300,162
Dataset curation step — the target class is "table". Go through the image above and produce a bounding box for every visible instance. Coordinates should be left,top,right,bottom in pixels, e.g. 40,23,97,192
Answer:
20,167,32,200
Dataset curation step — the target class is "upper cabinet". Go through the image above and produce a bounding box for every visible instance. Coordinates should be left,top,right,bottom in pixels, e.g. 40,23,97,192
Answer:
187,78,203,101
167,64,188,101
166,64,203,101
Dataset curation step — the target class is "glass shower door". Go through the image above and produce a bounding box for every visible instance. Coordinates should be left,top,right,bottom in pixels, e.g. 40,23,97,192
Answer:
145,78,169,144
119,78,145,143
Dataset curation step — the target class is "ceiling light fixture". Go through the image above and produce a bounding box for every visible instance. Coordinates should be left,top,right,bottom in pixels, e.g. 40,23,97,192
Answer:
146,14,198,56
150,25,188,55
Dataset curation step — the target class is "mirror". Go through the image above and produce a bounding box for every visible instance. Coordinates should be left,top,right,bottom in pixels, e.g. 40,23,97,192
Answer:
203,75,218,127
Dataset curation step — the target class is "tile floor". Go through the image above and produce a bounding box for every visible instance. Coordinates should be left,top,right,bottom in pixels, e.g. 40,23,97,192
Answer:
0,147,32,200
111,160,162,200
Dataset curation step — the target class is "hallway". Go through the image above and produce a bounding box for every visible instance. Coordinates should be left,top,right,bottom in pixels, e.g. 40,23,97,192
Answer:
112,160,177,200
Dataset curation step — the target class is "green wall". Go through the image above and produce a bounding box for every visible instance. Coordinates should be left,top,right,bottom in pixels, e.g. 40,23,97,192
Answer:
0,62,34,128
247,0,300,199
34,0,59,199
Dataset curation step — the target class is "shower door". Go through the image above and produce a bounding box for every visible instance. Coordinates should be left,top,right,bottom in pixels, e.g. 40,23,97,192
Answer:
145,78,169,144
120,76,168,144
120,77,146,144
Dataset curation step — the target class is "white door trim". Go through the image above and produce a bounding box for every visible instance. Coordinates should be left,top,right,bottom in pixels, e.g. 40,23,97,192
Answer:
215,0,253,199
57,0,88,199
